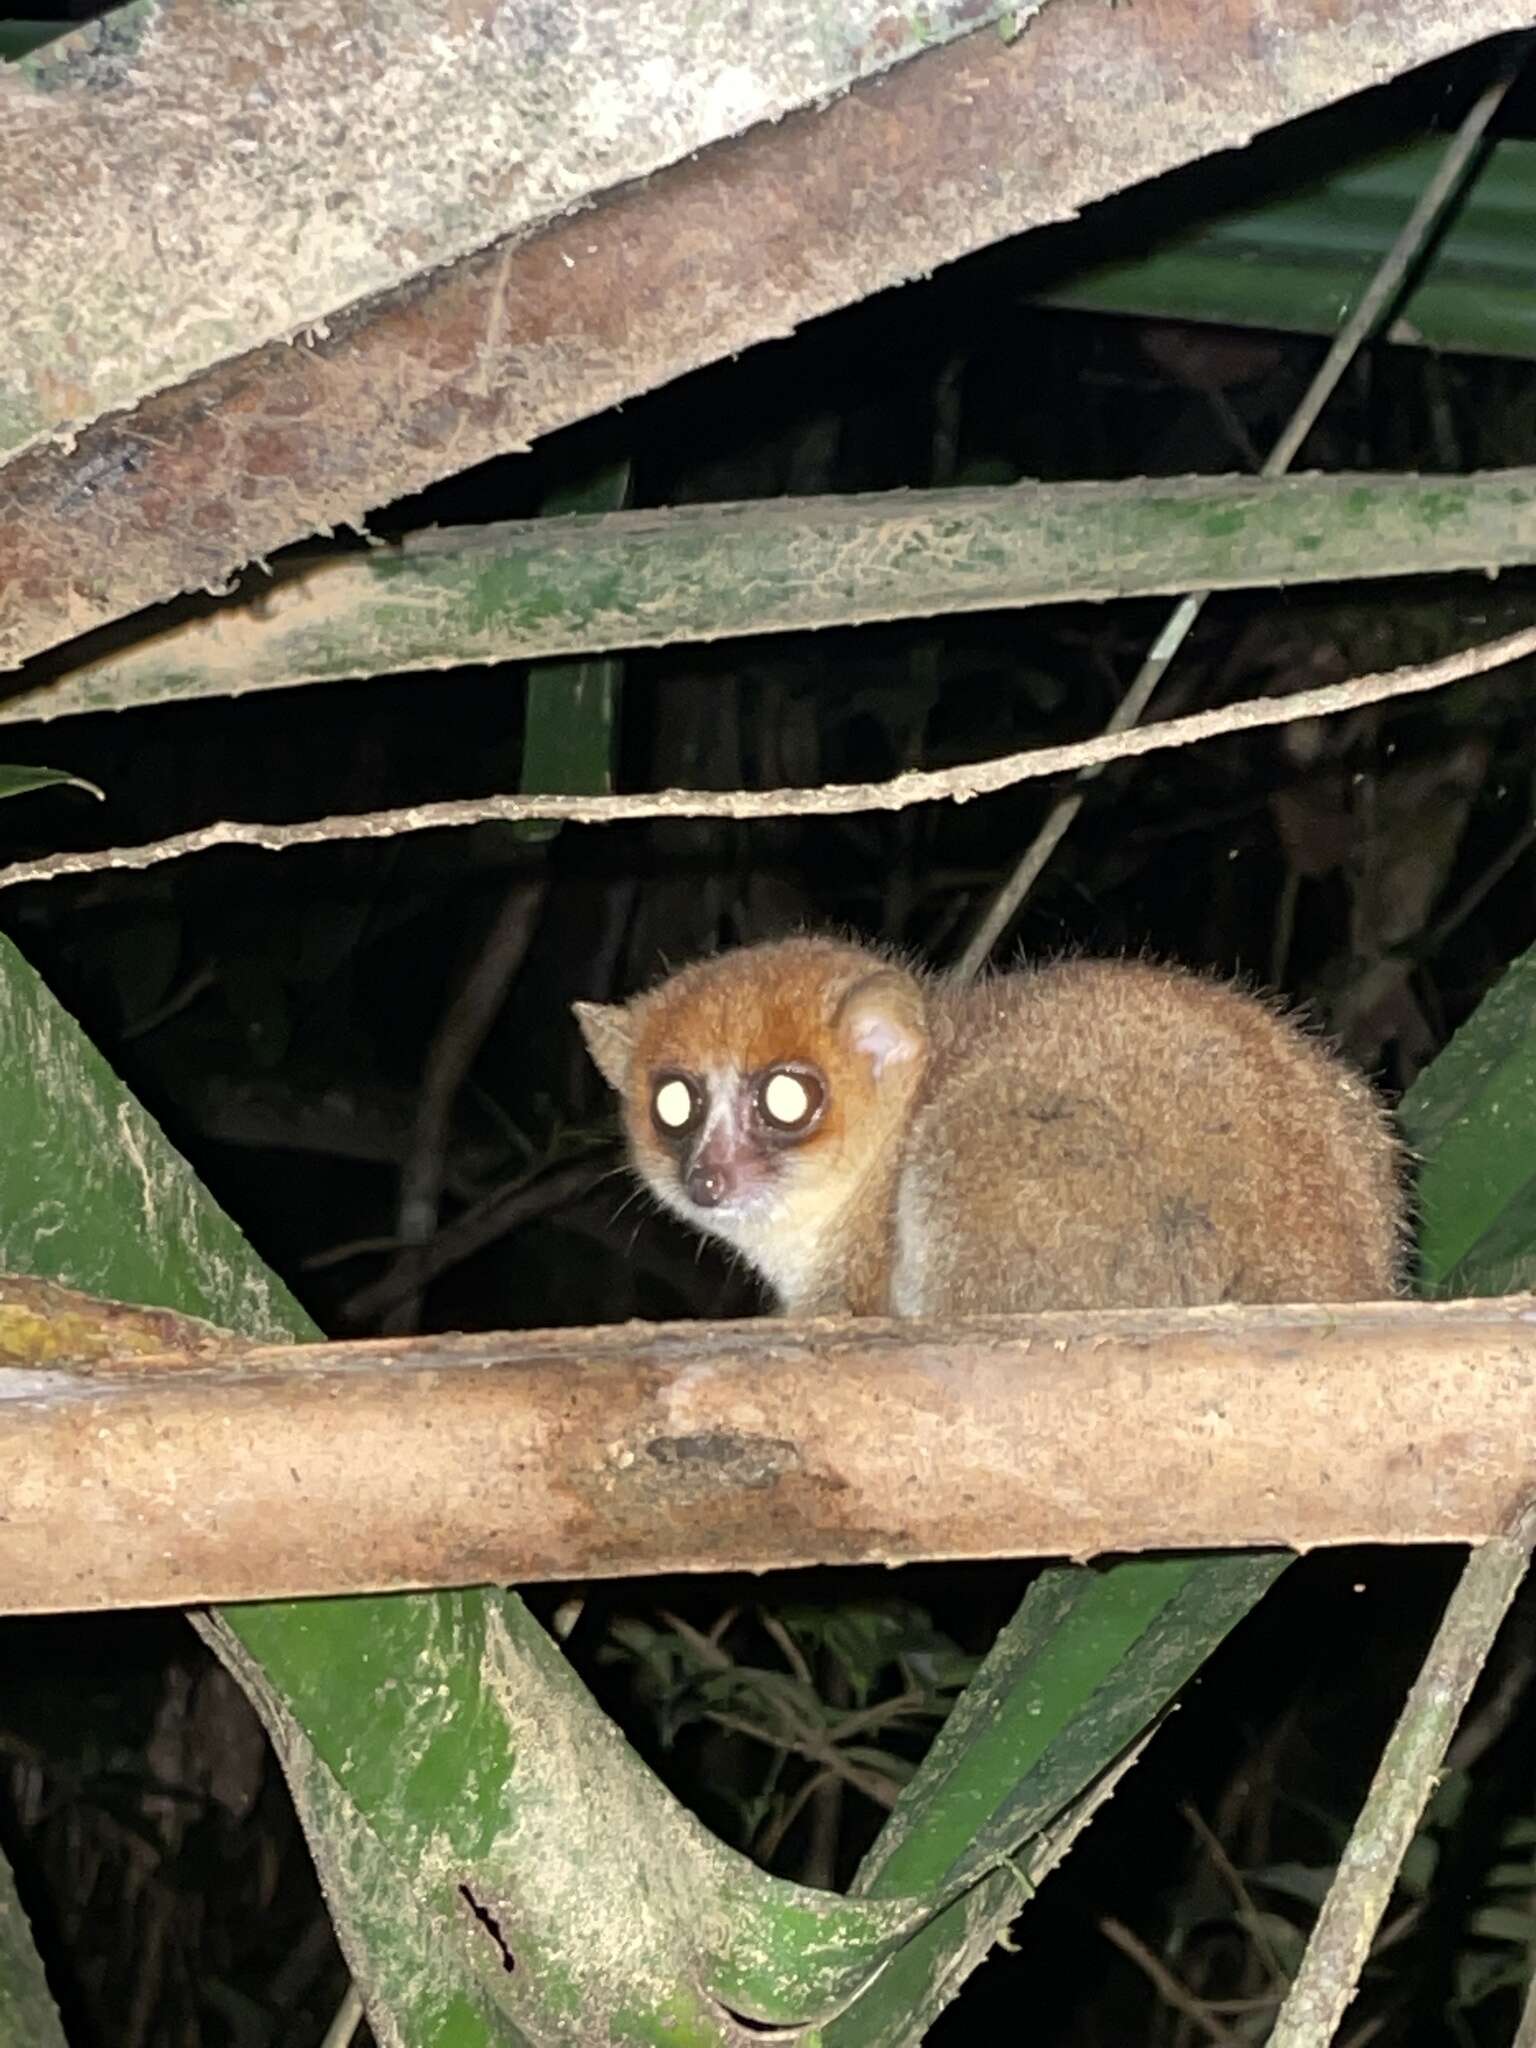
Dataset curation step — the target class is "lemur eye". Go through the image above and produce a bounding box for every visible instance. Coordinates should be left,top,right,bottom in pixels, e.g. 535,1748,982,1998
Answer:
755,1063,826,1135
652,1072,703,1136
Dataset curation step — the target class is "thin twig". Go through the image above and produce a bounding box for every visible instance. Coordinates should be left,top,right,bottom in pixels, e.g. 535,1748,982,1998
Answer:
1180,1799,1289,1990
953,591,1198,981
758,1608,816,1688
1424,819,1536,962
337,1153,603,1324
2,625,1533,896
702,1713,902,1810
1098,1913,1251,2048
317,1983,365,2048
757,1765,845,1863
952,62,1522,981
814,1663,862,1898
1442,1640,1536,1774
381,880,544,1334
1337,2016,1389,2048
1268,1495,1536,2048
1333,817,1536,1042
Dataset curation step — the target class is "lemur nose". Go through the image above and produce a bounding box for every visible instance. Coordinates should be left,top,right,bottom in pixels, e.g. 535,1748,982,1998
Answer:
686,1162,729,1208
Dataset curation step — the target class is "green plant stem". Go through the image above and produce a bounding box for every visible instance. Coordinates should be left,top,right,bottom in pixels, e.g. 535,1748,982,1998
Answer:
318,1984,365,2048
13,468,1536,730
1515,1953,1536,2046
1268,1497,1536,2048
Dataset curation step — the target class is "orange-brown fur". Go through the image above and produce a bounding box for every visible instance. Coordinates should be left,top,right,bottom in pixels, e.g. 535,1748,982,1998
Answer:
575,937,1402,1317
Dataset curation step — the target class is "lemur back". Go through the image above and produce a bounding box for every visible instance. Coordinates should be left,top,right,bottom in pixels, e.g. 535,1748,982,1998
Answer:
894,960,1398,1315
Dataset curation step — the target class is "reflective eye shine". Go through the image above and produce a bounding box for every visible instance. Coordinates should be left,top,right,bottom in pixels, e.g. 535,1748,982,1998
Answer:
763,1071,811,1125
756,1063,826,1134
653,1075,698,1132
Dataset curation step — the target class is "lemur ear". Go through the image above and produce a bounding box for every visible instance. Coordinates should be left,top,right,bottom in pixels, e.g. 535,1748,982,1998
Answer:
572,1001,635,1091
836,971,926,1083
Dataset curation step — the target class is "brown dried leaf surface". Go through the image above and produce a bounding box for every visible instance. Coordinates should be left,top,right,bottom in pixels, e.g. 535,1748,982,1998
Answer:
2,0,1004,463
3,0,1526,672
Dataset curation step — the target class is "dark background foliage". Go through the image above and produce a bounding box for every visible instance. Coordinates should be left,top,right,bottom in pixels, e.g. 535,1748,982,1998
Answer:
2,17,1535,2044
